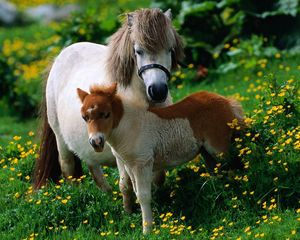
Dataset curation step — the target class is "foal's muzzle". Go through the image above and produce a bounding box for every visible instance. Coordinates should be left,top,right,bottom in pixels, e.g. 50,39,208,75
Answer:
138,64,171,103
89,133,105,152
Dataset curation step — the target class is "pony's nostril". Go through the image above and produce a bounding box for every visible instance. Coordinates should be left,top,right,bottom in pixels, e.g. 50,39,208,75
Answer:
148,83,168,103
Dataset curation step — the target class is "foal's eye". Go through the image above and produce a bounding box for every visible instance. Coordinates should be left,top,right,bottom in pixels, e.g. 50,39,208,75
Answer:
82,115,88,122
99,112,110,119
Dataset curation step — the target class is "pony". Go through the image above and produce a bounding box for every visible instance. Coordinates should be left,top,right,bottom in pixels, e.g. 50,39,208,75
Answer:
33,8,184,191
77,83,244,233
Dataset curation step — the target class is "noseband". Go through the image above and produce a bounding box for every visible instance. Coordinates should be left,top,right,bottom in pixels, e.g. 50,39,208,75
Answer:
138,64,171,80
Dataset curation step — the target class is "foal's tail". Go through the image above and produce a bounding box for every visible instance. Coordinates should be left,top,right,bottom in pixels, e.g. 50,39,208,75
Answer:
228,98,245,129
33,98,61,189
228,98,245,169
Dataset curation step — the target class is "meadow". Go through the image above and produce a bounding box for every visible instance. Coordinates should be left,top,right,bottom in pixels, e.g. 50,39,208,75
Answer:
0,1,300,239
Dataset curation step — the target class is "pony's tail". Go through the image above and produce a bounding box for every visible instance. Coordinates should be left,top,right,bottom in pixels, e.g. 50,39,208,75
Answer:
33,98,61,190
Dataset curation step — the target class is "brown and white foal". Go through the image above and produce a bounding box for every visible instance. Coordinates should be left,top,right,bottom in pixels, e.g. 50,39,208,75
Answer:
77,83,244,234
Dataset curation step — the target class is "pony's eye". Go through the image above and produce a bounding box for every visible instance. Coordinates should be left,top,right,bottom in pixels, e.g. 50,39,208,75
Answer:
104,112,110,119
135,49,143,56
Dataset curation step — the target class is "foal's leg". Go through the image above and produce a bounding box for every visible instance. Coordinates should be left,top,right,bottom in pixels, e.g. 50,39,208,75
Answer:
125,161,154,234
199,147,217,171
153,170,165,187
88,164,112,193
116,158,134,213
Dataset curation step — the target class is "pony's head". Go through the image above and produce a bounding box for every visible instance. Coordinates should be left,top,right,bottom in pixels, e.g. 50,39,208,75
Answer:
107,8,184,103
77,83,123,152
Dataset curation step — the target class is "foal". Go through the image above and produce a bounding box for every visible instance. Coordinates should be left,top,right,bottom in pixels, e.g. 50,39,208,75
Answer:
77,83,244,234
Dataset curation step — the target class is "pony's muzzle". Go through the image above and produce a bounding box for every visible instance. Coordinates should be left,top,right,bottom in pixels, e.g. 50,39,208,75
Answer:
148,83,168,103
89,133,105,152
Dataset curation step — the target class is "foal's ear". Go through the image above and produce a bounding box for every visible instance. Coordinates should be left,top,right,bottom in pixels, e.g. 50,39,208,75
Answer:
77,88,89,103
106,83,118,97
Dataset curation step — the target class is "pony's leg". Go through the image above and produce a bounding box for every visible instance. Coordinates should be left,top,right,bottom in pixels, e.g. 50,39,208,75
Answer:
125,161,153,234
55,134,77,178
116,158,134,213
87,164,112,192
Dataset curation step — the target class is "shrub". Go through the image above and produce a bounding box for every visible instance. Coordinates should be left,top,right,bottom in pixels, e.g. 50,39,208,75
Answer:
152,0,300,65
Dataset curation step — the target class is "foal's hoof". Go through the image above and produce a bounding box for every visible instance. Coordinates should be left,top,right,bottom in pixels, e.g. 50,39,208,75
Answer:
124,204,133,214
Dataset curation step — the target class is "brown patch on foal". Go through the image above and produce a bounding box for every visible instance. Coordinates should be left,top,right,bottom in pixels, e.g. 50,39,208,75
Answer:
149,91,244,153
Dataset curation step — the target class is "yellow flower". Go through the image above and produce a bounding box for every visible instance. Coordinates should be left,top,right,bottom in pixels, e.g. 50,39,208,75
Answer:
130,223,135,228
28,131,34,136
13,136,22,141
275,53,281,58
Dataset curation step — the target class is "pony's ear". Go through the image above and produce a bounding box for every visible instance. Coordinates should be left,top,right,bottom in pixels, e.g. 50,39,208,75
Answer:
127,13,133,27
77,88,89,103
164,9,172,20
172,30,185,69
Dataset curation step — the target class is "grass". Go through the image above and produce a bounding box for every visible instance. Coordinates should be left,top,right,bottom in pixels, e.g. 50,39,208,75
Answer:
0,17,300,239
0,53,299,239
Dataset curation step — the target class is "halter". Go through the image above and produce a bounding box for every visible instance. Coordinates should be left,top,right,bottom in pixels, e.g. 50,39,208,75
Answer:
138,64,171,80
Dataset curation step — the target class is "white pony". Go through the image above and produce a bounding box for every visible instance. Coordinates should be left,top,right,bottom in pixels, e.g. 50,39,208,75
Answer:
77,83,244,233
34,8,184,191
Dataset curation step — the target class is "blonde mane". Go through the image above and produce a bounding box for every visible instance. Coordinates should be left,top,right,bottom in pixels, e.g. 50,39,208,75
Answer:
106,8,184,87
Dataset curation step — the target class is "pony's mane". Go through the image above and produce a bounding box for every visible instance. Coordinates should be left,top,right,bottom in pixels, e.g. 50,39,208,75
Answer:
106,8,185,87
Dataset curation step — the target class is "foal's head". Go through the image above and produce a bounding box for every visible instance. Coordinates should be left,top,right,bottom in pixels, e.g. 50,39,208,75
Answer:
77,83,122,152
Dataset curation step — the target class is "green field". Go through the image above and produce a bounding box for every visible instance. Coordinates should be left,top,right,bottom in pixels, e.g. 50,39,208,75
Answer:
1,53,299,239
1,2,300,239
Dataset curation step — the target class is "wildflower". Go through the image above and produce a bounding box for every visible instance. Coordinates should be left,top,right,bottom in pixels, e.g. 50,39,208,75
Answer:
130,223,135,228
28,131,34,136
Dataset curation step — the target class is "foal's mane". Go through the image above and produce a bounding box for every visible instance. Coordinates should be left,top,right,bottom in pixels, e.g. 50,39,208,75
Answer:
89,83,117,97
106,8,184,87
